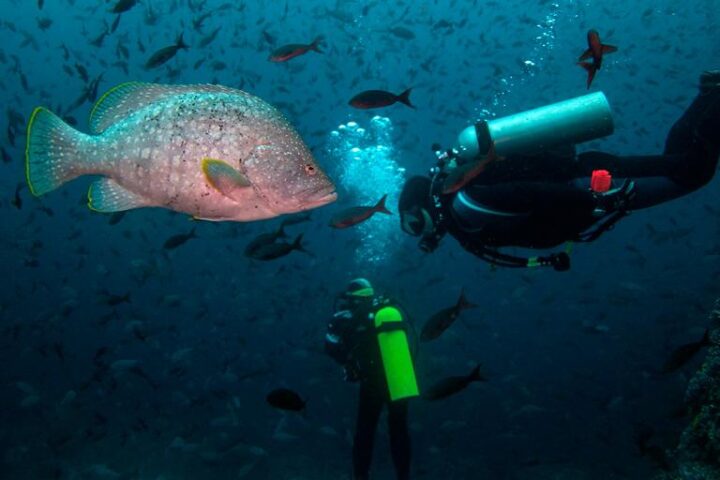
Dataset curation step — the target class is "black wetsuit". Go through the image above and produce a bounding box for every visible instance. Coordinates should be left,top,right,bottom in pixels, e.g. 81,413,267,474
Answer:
325,301,411,480
433,88,720,267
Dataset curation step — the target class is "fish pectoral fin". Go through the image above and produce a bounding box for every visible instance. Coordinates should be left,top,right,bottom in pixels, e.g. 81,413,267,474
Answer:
88,178,149,212
601,44,618,54
201,158,251,201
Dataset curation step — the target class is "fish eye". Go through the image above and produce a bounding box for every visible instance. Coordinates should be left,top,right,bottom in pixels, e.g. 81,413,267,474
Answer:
304,164,316,176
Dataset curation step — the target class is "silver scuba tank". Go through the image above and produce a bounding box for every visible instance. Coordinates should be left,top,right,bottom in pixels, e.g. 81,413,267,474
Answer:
455,92,615,161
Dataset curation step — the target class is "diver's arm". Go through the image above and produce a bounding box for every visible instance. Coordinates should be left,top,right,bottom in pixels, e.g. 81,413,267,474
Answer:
324,310,353,365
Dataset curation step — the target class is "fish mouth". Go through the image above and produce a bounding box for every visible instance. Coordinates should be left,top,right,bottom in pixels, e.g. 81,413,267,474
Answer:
302,185,337,208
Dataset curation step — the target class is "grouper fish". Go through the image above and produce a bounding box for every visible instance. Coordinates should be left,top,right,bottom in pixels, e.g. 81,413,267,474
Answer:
25,82,337,221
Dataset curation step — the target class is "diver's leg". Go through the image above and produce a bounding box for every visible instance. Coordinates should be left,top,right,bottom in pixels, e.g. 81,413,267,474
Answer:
663,71,720,190
388,399,411,480
353,382,384,480
575,72,720,209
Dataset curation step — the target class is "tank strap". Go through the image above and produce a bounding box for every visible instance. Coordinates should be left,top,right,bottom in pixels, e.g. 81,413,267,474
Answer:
375,322,408,334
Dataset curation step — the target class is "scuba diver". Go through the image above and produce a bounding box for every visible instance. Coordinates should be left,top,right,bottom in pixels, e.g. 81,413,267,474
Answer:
398,71,720,271
324,278,419,480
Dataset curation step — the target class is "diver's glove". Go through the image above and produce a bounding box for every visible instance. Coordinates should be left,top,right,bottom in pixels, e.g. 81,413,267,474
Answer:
547,252,570,272
700,70,720,95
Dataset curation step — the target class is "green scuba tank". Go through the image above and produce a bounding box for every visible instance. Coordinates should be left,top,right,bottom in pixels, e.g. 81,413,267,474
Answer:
374,306,419,401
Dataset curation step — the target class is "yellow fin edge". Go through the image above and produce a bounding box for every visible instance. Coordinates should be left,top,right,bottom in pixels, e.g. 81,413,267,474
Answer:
88,81,141,128
25,106,46,197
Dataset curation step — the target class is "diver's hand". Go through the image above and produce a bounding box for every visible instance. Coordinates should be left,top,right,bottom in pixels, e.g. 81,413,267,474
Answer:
343,363,361,383
548,252,570,271
334,310,353,320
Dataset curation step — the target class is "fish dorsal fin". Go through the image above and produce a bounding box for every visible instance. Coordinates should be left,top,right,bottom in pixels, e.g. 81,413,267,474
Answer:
201,158,251,202
88,177,150,212
88,82,243,134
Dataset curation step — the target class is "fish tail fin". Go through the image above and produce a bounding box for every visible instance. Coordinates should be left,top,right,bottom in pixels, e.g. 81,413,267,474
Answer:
457,289,477,311
469,364,486,382
578,48,593,61
374,194,392,215
396,88,415,109
293,234,306,252
310,36,324,53
176,33,188,50
294,234,315,257
578,62,596,89
277,223,288,238
26,107,93,196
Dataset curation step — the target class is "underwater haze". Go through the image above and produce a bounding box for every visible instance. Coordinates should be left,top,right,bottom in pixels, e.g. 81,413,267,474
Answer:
1,0,719,479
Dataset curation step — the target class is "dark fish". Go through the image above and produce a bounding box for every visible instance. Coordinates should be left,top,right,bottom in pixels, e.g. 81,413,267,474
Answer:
52,342,65,362
108,211,126,225
349,89,414,109
19,71,30,92
246,234,308,261
192,11,212,32
37,18,52,30
90,22,110,48
662,329,711,373
388,26,415,39
577,30,617,89
163,227,196,250
11,183,23,209
93,347,109,364
1,146,11,163
38,0,44,9
423,365,486,400
38,206,54,216
129,366,158,389
634,425,671,471
110,12,122,33
244,224,288,257
442,143,501,194
199,26,221,48
75,64,89,83
262,30,276,45
86,73,104,102
269,37,323,62
266,388,306,412
103,292,131,306
421,289,476,341
116,41,130,59
145,33,188,69
110,0,138,13
329,194,391,228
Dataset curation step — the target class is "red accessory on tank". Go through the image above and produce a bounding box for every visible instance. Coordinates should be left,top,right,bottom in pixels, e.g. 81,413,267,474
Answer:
591,169,612,193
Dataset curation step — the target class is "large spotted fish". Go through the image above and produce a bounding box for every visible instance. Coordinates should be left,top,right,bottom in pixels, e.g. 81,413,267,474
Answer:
25,82,336,221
